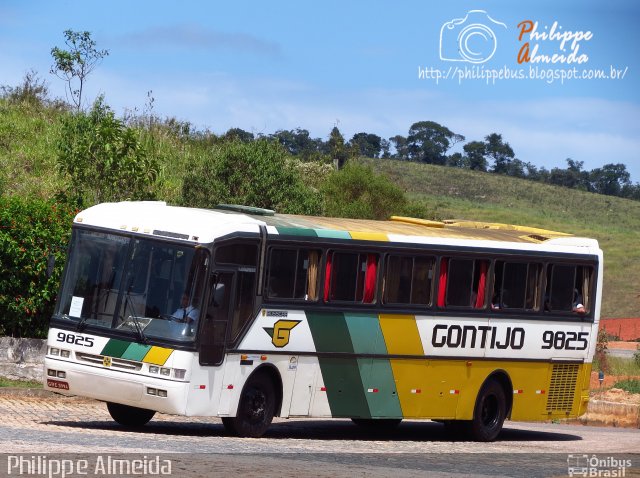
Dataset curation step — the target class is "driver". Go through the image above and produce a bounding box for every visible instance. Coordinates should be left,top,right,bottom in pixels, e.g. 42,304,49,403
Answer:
172,293,199,323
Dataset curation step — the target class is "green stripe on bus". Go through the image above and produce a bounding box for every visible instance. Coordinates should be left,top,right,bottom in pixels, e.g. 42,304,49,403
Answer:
306,312,353,353
100,339,130,358
121,342,152,361
307,312,370,417
275,227,318,237
358,358,403,418
317,357,371,418
314,229,351,239
344,313,387,354
344,314,402,417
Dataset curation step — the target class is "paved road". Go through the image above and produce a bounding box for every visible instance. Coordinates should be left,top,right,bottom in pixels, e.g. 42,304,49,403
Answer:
0,392,638,477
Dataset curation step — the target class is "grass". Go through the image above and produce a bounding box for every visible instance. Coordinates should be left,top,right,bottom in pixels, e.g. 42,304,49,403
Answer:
367,158,640,319
606,356,640,377
612,379,640,394
2,97,639,318
0,377,42,388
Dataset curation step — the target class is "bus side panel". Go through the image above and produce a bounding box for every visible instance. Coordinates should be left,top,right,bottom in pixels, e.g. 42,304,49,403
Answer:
183,355,226,416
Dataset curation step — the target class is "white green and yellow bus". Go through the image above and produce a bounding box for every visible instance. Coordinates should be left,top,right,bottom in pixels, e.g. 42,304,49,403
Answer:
44,201,602,441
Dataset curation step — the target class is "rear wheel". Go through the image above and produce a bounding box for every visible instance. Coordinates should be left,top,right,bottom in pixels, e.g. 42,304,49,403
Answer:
469,379,506,442
106,402,155,427
225,374,275,438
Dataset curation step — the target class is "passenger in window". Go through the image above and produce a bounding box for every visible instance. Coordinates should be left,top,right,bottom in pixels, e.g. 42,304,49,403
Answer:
173,293,199,323
573,289,586,314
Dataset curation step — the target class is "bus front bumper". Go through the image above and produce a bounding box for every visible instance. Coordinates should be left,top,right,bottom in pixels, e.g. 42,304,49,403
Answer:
43,356,190,415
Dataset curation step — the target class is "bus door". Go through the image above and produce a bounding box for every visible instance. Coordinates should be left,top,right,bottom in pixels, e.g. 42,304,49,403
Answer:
199,271,235,366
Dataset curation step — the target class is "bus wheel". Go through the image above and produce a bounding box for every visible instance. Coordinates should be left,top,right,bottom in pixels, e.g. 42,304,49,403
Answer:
469,379,506,442
351,418,402,430
228,374,275,438
106,402,155,427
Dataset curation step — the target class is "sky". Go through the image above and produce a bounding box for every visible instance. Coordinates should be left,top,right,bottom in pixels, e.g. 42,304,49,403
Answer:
1,0,639,181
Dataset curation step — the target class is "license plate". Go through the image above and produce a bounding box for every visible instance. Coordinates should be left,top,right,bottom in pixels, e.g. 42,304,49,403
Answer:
47,379,70,390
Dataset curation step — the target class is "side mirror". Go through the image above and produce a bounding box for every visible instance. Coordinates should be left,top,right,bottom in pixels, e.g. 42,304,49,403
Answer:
46,254,56,278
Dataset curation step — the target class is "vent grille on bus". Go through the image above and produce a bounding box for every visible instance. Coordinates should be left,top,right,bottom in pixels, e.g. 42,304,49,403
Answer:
76,352,143,371
546,363,579,413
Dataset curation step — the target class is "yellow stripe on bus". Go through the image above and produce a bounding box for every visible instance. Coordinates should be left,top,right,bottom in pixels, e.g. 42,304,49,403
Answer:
143,346,174,365
349,231,389,242
378,314,426,417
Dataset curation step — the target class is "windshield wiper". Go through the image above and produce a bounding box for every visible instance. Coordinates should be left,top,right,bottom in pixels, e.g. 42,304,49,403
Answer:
76,315,89,332
124,292,148,344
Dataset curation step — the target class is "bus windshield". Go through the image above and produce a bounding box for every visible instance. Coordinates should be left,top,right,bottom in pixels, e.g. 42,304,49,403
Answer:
55,229,208,343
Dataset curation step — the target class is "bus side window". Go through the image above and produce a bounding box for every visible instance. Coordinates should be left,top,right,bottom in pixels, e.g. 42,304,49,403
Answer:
266,248,321,301
493,261,542,312
545,264,576,313
384,255,434,305
324,251,378,303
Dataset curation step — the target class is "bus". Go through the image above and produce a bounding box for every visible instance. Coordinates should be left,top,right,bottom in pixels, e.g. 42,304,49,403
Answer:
44,201,602,441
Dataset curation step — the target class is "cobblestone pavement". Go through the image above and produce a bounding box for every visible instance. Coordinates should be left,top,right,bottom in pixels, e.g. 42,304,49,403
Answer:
0,391,638,477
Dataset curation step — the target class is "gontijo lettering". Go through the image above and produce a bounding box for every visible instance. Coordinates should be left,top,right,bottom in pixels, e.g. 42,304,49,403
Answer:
432,324,525,350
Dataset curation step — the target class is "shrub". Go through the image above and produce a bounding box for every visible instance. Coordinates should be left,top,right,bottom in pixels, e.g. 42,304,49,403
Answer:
56,96,158,206
612,379,640,394
180,139,321,214
0,197,75,337
321,162,422,220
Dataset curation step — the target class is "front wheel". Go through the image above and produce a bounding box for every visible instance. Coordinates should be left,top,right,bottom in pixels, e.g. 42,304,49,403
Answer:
107,402,155,427
225,374,275,438
469,379,506,442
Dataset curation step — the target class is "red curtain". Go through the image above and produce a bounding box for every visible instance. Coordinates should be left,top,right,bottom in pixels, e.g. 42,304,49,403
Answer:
323,253,333,302
475,261,488,309
437,258,448,307
363,254,378,303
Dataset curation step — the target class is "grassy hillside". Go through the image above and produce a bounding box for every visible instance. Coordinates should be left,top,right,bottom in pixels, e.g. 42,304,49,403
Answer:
1,99,637,318
368,158,640,319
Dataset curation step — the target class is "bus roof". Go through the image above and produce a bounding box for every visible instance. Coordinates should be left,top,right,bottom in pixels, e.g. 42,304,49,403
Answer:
74,201,597,249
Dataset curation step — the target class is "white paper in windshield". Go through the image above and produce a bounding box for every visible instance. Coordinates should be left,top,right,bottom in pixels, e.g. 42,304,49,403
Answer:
69,296,84,318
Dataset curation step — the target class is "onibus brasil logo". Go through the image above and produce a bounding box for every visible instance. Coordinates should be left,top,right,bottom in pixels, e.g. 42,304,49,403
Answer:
263,320,300,347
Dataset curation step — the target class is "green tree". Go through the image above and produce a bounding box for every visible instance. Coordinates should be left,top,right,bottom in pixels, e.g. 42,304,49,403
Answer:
463,141,487,171
270,128,324,161
224,127,254,142
485,133,515,174
589,163,631,196
328,126,348,168
56,97,158,205
180,139,321,214
50,30,109,110
349,132,383,158
407,121,464,164
389,135,409,159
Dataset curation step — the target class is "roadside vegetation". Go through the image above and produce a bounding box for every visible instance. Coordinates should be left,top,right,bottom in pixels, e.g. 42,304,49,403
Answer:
1,30,639,337
0,377,42,388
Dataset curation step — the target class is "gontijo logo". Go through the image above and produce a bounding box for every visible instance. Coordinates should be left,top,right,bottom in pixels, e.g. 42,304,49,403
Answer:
440,10,507,64
263,320,300,347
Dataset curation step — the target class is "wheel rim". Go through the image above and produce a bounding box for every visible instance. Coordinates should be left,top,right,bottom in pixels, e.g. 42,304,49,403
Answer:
481,394,499,428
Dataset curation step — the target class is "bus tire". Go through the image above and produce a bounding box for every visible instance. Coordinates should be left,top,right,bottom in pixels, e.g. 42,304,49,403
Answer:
351,418,402,429
227,374,275,438
469,378,506,442
106,402,155,427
